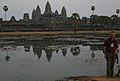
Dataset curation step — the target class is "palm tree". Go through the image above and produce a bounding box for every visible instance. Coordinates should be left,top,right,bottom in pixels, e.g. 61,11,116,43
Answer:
91,6,95,15
116,9,120,16
4,48,10,61
3,5,8,21
116,9,120,28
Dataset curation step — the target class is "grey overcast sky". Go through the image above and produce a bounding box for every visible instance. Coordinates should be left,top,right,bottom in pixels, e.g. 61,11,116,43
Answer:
0,0,120,20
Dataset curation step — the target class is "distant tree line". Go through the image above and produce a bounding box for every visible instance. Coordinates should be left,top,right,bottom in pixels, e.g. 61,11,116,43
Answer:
66,13,120,31
0,13,120,32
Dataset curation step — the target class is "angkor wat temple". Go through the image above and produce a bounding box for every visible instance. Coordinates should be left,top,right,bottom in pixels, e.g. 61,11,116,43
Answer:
32,1,67,21
0,1,120,32
0,1,72,32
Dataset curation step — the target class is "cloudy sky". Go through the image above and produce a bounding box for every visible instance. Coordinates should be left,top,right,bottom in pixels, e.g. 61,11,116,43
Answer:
0,0,120,20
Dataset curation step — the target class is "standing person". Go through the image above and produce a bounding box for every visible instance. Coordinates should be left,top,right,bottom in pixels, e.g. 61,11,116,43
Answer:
116,65,120,77
104,31,119,78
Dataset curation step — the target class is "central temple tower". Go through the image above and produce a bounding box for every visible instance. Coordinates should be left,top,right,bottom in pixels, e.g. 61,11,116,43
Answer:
44,1,53,16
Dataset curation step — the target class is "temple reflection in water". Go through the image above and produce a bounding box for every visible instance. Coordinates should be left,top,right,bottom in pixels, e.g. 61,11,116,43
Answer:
0,36,105,62
24,45,81,62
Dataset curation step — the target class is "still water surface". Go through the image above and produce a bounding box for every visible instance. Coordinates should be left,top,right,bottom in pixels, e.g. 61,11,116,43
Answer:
0,36,120,81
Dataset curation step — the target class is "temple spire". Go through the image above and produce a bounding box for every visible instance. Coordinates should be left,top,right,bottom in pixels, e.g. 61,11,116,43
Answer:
61,6,67,17
44,1,52,15
36,5,41,15
32,5,42,21
32,9,36,20
55,10,59,16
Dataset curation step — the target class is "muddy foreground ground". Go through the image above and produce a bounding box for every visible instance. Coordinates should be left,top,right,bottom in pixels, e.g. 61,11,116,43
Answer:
64,75,120,81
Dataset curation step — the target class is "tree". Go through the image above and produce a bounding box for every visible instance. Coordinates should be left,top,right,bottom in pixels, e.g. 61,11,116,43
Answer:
71,13,80,33
98,16,111,25
90,15,98,25
111,15,118,26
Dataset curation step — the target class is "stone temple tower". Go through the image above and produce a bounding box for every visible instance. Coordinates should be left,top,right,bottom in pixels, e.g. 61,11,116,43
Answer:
32,5,41,21
36,5,41,15
61,6,67,17
23,13,30,21
44,1,53,15
32,9,36,20
35,5,41,20
55,10,59,16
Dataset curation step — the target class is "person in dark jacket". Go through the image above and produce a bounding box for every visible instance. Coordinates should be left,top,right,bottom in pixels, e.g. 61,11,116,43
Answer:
104,31,119,78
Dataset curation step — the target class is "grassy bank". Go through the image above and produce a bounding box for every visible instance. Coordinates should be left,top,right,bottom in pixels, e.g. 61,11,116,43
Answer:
0,30,120,37
0,31,75,36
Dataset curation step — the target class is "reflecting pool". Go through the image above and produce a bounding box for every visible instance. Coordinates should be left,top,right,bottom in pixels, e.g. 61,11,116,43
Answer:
0,36,120,81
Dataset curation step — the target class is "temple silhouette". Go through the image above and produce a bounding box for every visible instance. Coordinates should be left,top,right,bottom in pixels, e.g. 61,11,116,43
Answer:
0,1,69,32
32,1,67,21
0,1,120,31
